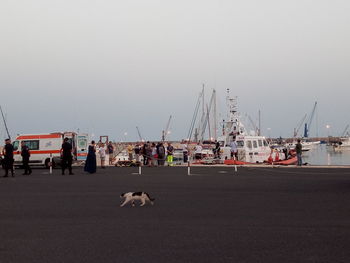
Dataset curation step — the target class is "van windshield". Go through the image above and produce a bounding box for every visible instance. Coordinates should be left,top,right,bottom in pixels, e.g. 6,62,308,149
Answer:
13,141,19,151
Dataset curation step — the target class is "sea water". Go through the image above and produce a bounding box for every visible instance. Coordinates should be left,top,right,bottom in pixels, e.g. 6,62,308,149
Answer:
303,144,350,166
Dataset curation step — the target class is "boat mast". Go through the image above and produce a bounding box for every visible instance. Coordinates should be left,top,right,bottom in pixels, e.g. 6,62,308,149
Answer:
213,89,217,140
258,110,261,136
0,105,11,140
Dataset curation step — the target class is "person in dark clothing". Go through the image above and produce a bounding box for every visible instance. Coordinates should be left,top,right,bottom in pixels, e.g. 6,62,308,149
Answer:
295,139,303,166
157,142,166,166
134,143,141,163
21,141,32,175
61,137,73,175
214,141,221,159
142,142,149,166
84,141,97,174
2,139,14,177
107,141,114,165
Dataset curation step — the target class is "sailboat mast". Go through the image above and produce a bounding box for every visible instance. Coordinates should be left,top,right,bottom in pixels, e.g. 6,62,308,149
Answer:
213,89,217,140
0,105,11,139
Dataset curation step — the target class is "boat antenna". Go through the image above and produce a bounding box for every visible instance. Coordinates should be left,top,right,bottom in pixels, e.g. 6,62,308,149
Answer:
0,105,11,140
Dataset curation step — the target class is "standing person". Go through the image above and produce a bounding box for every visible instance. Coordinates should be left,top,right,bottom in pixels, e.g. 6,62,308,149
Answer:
214,141,221,159
157,142,166,166
98,143,106,168
145,142,153,167
151,143,158,167
107,141,114,165
142,142,149,166
84,141,97,173
2,139,14,177
194,143,203,160
295,139,303,166
127,144,134,161
166,143,174,166
230,138,238,160
61,137,74,175
21,141,32,175
134,143,141,163
181,141,188,163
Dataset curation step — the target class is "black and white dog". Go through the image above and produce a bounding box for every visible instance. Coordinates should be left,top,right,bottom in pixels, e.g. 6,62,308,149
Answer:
120,192,155,207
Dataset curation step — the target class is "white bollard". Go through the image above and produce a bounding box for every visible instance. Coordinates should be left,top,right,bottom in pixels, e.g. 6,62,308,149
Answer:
49,153,53,174
138,165,142,175
187,161,191,176
234,156,238,173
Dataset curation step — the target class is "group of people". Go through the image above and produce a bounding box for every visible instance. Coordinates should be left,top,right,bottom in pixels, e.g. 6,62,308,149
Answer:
1,139,32,177
83,140,114,173
131,141,175,166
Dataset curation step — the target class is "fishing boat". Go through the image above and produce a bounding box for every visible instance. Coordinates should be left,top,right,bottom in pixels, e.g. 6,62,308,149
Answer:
193,89,296,165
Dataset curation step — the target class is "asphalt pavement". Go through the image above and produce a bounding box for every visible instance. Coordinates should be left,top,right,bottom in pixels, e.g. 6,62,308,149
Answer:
1,166,350,263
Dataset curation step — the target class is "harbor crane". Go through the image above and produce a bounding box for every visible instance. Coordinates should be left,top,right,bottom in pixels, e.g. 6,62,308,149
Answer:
162,115,172,142
136,126,144,142
304,102,318,138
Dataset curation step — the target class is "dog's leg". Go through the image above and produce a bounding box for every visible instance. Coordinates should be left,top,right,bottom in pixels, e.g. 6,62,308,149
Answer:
140,198,146,206
120,197,131,207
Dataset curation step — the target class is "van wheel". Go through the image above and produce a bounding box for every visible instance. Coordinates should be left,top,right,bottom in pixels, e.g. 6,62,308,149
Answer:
45,159,56,169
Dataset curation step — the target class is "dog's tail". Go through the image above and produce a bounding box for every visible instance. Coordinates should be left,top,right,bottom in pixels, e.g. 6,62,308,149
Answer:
145,192,155,202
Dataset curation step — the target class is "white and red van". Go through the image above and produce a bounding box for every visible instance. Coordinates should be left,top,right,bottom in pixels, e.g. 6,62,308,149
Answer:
12,132,88,168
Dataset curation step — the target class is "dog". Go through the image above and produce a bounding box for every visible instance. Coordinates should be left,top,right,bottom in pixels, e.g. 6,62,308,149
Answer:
120,192,155,207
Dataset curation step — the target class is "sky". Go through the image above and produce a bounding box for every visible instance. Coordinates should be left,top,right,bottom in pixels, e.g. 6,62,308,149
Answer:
0,0,349,141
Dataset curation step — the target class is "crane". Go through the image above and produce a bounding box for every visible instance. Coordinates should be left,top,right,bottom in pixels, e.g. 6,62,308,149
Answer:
304,101,317,138
162,115,172,142
293,114,307,138
136,126,144,142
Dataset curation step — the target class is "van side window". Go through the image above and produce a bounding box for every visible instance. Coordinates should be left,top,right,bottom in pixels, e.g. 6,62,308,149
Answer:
23,140,39,150
13,141,19,151
258,140,263,147
247,141,252,149
253,141,258,148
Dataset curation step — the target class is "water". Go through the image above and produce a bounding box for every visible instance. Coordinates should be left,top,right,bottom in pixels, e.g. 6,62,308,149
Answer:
303,144,350,166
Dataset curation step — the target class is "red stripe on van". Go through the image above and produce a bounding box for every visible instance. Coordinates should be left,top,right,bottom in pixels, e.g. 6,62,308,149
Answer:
14,150,61,155
16,134,62,140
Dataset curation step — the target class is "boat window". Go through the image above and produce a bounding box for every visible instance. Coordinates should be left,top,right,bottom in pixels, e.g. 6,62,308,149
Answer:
13,141,19,151
258,140,263,147
23,140,39,150
253,141,258,148
236,141,244,147
247,141,252,149
263,140,268,147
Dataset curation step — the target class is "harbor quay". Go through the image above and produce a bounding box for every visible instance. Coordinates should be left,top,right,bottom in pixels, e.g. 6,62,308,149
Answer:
1,166,350,263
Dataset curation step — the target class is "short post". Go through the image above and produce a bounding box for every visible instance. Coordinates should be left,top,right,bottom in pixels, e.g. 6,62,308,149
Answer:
234,156,238,173
138,165,142,175
49,153,53,174
187,160,191,176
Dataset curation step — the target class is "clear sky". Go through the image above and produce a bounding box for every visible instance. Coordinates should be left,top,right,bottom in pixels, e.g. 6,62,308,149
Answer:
1,0,349,141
